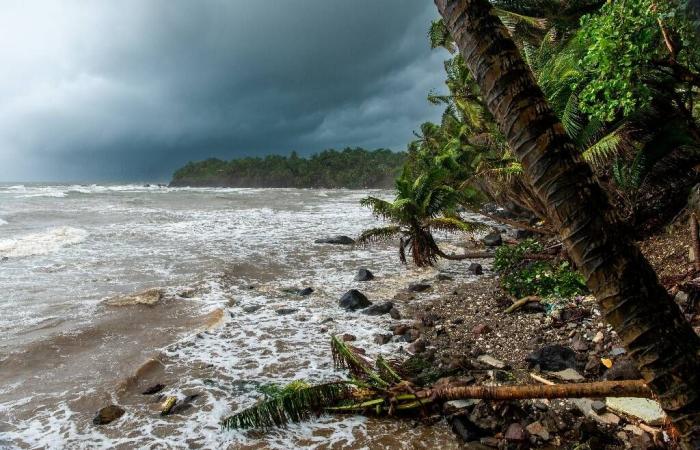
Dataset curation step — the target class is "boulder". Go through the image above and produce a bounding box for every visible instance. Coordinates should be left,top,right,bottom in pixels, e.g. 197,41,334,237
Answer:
526,344,577,371
407,339,426,354
169,394,199,415
338,289,371,311
361,301,394,316
341,333,356,342
400,328,421,343
468,263,483,275
141,384,165,395
481,231,502,247
93,405,125,425
314,235,354,245
407,282,431,292
354,268,374,281
392,324,409,336
275,308,298,315
373,333,392,345
389,307,401,320
297,287,314,296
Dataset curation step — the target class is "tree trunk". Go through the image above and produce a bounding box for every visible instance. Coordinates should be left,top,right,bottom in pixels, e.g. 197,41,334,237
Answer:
434,1,700,446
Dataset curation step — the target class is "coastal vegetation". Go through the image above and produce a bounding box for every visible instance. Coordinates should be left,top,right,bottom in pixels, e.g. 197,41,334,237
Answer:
170,148,406,188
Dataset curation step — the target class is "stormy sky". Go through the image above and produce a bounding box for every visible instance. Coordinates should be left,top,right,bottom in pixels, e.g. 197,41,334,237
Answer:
0,1,448,182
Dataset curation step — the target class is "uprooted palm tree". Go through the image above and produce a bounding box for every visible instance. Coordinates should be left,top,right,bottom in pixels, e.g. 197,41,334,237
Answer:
221,336,651,430
357,168,483,267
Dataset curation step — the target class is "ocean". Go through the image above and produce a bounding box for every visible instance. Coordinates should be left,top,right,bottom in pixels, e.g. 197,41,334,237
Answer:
0,183,485,449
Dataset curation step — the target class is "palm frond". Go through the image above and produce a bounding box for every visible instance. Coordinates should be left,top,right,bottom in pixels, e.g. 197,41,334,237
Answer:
360,196,396,220
376,356,403,384
221,381,353,430
331,335,389,387
581,128,628,169
356,226,403,246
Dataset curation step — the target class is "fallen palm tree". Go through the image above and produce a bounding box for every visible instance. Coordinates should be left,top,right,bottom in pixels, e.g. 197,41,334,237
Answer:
220,336,651,430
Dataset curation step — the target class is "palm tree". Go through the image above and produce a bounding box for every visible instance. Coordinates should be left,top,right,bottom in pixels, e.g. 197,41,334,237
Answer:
433,1,700,447
357,168,482,267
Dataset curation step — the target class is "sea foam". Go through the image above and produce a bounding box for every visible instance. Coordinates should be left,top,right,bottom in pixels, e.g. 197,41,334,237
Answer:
0,226,88,258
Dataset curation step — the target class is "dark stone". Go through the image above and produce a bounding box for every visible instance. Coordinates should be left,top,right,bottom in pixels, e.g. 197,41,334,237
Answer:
584,354,604,376
572,335,589,352
418,313,439,327
514,229,536,240
373,333,392,345
341,333,356,342
361,301,394,316
407,282,431,292
591,400,607,414
468,263,483,275
610,347,626,356
338,289,371,311
93,405,125,425
297,287,314,296
389,307,401,320
472,323,492,335
242,304,262,313
481,231,502,247
392,324,409,336
407,339,426,354
275,308,298,315
604,358,641,380
504,423,529,442
169,394,199,415
141,384,165,395
449,415,488,443
436,272,454,281
526,344,577,371
314,235,354,245
400,328,421,343
354,268,374,281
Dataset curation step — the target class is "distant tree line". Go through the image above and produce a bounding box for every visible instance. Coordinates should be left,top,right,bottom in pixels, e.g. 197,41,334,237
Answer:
169,148,406,188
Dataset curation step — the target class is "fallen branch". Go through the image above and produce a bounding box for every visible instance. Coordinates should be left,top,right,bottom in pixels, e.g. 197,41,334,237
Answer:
505,295,541,313
692,213,700,273
479,212,555,236
421,380,652,401
437,250,554,261
529,372,555,386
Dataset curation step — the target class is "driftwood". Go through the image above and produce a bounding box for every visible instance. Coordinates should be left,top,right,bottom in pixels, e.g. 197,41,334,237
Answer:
505,295,541,313
422,380,652,401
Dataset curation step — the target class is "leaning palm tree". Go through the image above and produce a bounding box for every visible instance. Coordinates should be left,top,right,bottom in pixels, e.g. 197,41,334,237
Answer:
357,168,482,267
434,1,700,447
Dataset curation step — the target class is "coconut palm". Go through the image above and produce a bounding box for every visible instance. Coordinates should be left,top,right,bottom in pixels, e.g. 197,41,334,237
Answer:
357,168,482,267
434,0,700,446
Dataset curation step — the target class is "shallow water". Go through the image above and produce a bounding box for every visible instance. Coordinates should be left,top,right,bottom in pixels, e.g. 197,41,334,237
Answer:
0,184,486,449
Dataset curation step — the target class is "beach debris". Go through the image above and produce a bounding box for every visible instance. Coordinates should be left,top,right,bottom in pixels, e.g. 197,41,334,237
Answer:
362,301,394,316
601,358,613,368
605,397,666,425
141,383,165,395
354,268,374,281
93,405,125,425
338,289,371,311
160,396,177,416
526,344,576,371
103,288,164,306
314,235,354,245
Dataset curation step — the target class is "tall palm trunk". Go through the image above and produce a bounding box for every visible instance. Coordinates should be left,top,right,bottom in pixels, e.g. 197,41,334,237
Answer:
434,0,700,446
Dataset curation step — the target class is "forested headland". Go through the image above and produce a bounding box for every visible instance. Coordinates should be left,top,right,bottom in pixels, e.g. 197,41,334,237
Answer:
169,148,406,188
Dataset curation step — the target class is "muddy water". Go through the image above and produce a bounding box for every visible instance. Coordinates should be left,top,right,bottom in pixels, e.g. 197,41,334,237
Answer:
0,184,487,449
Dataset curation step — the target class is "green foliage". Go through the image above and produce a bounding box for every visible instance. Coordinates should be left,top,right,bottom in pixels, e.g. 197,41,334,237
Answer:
171,148,406,189
494,240,588,298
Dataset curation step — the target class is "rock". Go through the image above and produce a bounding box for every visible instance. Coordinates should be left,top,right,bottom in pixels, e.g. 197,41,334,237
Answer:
481,231,503,247
504,423,529,442
392,324,409,336
472,323,492,335
592,331,604,343
275,308,298,315
526,421,550,441
93,405,125,425
373,333,392,345
604,358,641,380
674,290,689,306
169,394,199,415
407,339,426,354
418,313,439,327
479,437,501,447
400,328,421,343
361,301,394,316
444,399,479,413
338,289,371,311
314,235,354,245
354,268,375,281
141,384,165,395
407,282,431,292
104,288,164,306
547,368,584,382
449,415,487,442
514,229,537,240
605,397,666,425
341,333,356,342
389,307,401,320
526,344,577,371
571,399,621,426
477,354,506,369
466,263,483,276
610,347,626,356
436,272,454,281
297,287,314,296
572,335,589,352
591,400,607,414
584,355,604,376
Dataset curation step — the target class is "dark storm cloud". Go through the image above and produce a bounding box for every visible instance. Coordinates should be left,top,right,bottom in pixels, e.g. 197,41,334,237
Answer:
0,0,448,181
